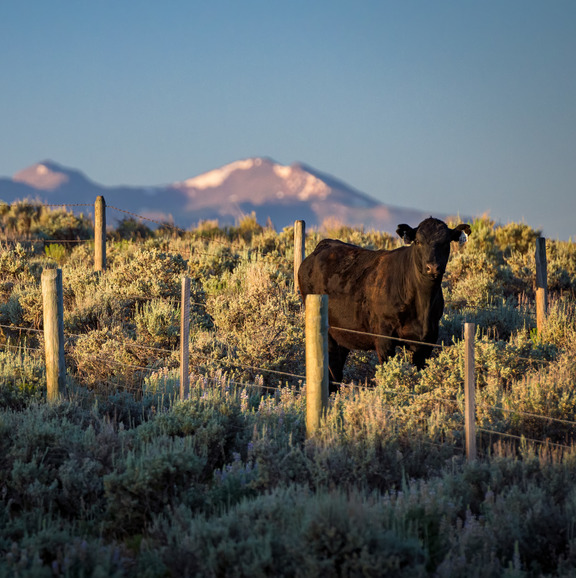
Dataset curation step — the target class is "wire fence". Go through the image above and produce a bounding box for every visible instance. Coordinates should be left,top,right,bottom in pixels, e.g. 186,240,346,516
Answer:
1,199,574,455
2,306,575,454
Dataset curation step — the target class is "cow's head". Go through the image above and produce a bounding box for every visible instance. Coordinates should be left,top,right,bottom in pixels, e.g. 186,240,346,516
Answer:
396,218,471,281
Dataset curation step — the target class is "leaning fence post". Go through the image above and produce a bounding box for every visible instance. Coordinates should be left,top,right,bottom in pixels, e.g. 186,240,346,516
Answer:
94,196,106,272
464,322,476,462
305,294,329,436
535,237,548,334
180,277,191,400
42,268,66,400
294,220,305,294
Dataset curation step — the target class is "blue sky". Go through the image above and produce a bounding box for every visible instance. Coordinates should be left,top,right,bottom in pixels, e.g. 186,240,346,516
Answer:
1,1,575,239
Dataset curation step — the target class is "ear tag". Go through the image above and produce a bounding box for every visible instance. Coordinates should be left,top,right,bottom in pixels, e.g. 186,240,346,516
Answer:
459,231,468,245
403,234,411,245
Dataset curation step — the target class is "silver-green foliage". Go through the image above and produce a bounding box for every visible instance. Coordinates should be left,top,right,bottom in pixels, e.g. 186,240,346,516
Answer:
1,216,576,574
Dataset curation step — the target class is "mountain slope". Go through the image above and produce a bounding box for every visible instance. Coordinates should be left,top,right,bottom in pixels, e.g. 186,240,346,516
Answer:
0,158,437,232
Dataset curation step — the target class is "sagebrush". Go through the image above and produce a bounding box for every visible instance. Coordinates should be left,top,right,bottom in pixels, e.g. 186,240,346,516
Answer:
1,205,576,576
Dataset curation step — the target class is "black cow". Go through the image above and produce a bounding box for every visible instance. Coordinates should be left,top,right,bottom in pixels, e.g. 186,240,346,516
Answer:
298,217,471,392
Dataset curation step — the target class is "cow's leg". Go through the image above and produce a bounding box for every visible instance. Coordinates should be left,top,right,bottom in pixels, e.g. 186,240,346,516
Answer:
375,337,395,366
412,344,433,369
327,335,348,394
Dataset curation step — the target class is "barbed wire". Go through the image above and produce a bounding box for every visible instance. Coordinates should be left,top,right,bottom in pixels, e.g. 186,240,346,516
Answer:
108,206,186,234
199,373,291,393
476,401,576,427
214,358,306,381
516,355,551,364
0,202,93,209
0,323,43,334
329,324,551,367
73,351,165,373
330,325,445,349
477,427,574,451
0,342,42,354
44,239,91,244
64,330,176,355
446,302,537,318
335,381,461,408
40,203,93,208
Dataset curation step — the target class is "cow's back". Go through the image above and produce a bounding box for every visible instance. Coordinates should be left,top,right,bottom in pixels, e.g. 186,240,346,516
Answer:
298,239,384,300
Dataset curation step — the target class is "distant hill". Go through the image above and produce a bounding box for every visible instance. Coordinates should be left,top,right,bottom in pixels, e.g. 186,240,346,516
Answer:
0,158,441,233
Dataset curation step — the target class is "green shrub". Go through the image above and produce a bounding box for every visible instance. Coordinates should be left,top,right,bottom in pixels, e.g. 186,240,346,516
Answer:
495,221,540,255
103,435,205,536
226,212,263,241
134,298,180,349
0,200,91,240
111,216,153,240
203,257,304,384
0,347,45,409
44,242,67,264
0,243,31,282
69,326,154,392
147,486,427,577
32,207,92,241
106,246,187,300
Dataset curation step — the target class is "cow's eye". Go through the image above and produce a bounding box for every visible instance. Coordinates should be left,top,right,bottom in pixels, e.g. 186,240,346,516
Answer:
413,239,420,246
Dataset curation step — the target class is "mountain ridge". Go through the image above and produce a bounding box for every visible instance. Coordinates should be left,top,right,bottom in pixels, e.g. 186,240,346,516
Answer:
0,158,440,233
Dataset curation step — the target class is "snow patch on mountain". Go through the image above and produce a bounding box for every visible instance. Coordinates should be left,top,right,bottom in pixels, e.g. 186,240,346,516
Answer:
13,162,70,190
180,158,263,189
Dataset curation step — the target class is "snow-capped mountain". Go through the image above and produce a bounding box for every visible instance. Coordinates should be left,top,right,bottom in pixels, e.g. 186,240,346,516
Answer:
13,160,98,191
0,158,437,232
173,158,377,208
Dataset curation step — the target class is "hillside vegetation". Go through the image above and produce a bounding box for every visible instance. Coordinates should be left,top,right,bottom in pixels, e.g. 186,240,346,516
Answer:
1,203,576,576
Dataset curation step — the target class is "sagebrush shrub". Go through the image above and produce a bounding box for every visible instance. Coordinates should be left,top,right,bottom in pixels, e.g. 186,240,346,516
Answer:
106,245,187,300
0,201,91,240
203,256,304,384
134,298,180,349
69,326,157,392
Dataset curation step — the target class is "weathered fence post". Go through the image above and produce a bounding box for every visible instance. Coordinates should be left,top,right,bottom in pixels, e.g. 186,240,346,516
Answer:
94,196,106,272
535,237,548,334
464,322,476,462
42,268,66,400
294,220,305,294
180,277,191,400
305,294,329,437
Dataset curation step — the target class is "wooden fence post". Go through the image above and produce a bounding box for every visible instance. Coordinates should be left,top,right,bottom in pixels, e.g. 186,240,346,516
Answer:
42,268,66,400
535,237,548,334
294,220,305,294
180,277,191,401
94,196,106,272
305,294,329,436
464,322,476,462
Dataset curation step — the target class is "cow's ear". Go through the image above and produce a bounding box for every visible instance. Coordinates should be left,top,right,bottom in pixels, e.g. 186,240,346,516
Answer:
451,224,472,245
396,224,417,245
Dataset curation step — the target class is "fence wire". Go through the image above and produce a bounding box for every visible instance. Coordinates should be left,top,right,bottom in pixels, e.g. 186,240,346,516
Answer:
477,427,574,451
107,205,258,253
476,401,576,427
0,342,42,354
330,325,445,349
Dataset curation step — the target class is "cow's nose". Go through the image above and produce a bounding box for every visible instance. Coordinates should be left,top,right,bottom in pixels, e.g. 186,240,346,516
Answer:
426,263,439,276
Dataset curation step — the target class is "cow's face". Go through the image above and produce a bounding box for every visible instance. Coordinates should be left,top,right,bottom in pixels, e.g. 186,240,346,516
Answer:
396,218,471,281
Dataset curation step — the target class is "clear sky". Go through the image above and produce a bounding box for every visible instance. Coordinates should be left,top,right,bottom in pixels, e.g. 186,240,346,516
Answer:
1,1,575,239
